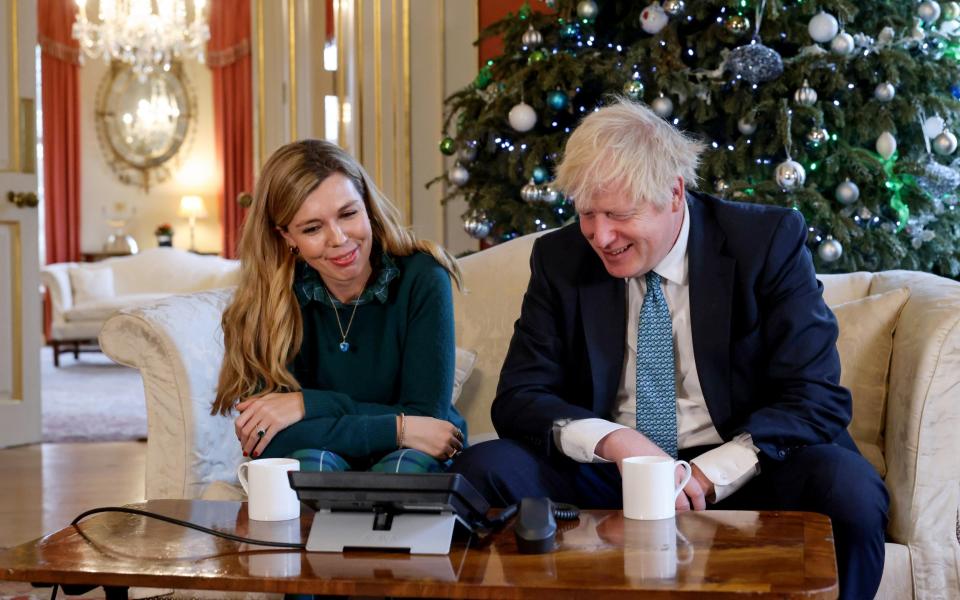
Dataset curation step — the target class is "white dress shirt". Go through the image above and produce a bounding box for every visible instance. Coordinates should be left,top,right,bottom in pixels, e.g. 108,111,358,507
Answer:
554,201,759,502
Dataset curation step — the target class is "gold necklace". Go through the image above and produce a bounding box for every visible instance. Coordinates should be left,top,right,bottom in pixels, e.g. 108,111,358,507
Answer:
326,285,366,352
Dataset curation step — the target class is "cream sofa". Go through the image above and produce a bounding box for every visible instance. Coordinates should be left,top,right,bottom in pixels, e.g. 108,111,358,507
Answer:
99,231,960,600
41,248,239,366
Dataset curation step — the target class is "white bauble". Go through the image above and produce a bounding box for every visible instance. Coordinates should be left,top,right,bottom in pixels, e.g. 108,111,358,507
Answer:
876,131,897,160
793,79,818,107
817,237,843,263
918,0,942,24
774,159,807,191
737,116,757,135
508,102,538,132
448,163,470,186
830,31,855,55
835,179,860,205
808,12,839,43
923,115,946,139
940,18,960,35
933,130,958,155
640,3,669,35
651,95,674,118
540,185,561,204
874,82,896,103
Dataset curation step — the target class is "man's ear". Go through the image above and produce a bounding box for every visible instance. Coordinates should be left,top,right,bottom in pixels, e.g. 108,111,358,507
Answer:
671,177,686,211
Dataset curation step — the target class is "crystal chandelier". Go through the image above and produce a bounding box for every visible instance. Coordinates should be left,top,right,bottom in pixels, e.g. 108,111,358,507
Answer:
73,0,210,79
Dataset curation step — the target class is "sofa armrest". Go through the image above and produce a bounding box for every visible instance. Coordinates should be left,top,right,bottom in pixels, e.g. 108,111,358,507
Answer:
99,288,241,500
870,270,960,598
40,263,78,319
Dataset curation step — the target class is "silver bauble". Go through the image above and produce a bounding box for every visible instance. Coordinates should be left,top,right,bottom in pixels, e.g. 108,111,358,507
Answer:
774,159,807,191
876,131,897,160
463,215,492,239
933,130,958,155
830,31,855,55
508,102,538,132
724,15,751,36
944,1,960,20
651,95,674,118
728,42,784,84
916,160,960,198
817,237,843,263
808,12,839,43
918,0,942,24
835,179,860,205
662,0,685,16
540,184,560,204
737,116,757,135
623,79,645,101
521,25,542,48
521,179,542,203
457,141,478,162
448,163,470,187
794,79,818,106
806,127,829,148
874,82,896,103
576,0,599,20
923,115,946,139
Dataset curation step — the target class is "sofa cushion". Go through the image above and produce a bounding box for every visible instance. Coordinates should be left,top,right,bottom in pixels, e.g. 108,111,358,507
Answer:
68,266,115,305
831,287,910,476
452,347,477,405
64,293,171,322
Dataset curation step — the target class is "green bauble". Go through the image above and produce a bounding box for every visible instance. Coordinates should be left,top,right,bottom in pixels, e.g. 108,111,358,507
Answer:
439,137,456,156
528,50,547,64
623,80,644,100
473,66,493,89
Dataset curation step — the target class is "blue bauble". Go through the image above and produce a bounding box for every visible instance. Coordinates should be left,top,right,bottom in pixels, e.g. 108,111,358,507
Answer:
547,90,569,111
952,84,960,99
532,166,549,184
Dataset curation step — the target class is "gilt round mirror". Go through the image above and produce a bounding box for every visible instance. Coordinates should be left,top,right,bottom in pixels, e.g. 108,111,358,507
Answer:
94,61,196,191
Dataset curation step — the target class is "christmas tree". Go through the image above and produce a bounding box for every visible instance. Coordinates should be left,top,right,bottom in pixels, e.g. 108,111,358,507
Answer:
436,0,960,275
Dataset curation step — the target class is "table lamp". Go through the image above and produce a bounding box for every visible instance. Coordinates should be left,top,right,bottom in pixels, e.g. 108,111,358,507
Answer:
178,195,208,251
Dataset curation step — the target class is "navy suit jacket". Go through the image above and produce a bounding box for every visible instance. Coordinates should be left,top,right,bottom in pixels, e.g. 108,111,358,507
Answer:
492,191,856,463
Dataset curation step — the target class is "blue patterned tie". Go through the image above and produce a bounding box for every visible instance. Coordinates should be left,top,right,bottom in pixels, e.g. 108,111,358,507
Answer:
635,271,677,458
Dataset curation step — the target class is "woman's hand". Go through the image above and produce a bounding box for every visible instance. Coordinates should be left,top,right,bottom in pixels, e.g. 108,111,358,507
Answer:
401,415,464,460
235,392,306,457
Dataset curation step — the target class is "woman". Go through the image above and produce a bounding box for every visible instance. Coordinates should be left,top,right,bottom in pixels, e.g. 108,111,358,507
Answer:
213,139,466,473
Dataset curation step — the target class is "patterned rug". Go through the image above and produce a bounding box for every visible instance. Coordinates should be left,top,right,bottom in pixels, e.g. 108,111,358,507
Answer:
40,347,147,443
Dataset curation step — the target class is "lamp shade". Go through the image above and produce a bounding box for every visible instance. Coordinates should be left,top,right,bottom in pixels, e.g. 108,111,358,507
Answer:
178,195,208,219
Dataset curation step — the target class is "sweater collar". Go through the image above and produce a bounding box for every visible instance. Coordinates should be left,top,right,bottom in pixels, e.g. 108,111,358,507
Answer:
294,251,400,308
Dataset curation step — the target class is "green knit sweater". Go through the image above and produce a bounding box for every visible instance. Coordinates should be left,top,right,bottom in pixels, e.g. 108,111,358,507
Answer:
260,251,466,460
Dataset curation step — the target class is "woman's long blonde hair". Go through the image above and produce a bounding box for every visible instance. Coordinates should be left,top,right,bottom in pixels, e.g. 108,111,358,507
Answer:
213,139,462,415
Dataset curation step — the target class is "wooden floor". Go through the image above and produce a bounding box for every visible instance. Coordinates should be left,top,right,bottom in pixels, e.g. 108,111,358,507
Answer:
0,441,146,548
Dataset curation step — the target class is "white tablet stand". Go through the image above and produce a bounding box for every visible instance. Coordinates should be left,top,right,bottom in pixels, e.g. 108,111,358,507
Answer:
306,508,468,554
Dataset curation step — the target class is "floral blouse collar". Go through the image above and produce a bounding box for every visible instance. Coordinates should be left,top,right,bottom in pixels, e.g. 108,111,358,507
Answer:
294,252,400,308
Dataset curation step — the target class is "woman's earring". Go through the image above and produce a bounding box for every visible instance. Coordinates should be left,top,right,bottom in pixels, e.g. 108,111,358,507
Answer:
289,246,300,255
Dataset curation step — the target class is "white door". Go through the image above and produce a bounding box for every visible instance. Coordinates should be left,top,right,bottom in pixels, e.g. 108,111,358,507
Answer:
0,0,40,448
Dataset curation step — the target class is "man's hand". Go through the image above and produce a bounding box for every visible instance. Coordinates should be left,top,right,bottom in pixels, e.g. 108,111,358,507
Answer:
595,428,669,466
235,391,306,457
675,463,714,512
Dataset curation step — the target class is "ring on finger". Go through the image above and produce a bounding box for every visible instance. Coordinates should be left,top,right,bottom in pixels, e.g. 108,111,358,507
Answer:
454,428,464,442
256,427,267,438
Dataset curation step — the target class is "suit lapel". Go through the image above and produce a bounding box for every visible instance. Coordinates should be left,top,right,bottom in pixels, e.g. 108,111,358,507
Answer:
687,195,735,430
578,261,626,418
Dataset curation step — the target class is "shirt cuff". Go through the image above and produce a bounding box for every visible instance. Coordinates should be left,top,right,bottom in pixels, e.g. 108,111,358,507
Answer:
553,418,629,463
689,433,760,503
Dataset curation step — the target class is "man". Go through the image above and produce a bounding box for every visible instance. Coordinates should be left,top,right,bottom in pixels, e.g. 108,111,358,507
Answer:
450,99,888,600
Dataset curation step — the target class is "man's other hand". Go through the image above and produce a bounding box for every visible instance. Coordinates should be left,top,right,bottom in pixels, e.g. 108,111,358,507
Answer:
676,463,714,512
595,428,668,466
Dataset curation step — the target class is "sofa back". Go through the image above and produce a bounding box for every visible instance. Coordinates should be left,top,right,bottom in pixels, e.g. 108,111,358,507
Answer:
103,248,240,295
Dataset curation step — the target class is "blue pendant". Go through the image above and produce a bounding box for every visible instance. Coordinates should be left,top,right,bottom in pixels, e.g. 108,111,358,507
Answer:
339,341,350,352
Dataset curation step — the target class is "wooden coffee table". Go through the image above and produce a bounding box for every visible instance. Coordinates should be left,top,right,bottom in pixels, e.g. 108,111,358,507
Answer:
0,500,837,599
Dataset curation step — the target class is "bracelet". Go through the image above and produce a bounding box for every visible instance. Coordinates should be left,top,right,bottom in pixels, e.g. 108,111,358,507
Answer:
397,412,406,449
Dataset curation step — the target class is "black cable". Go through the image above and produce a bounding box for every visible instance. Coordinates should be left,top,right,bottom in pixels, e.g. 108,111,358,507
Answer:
71,506,306,549
552,502,580,521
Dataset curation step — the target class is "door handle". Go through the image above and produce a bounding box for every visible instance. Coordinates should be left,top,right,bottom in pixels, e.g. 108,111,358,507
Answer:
7,191,38,208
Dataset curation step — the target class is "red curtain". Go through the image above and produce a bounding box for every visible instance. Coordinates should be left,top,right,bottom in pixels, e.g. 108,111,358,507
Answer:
208,0,253,259
38,0,81,265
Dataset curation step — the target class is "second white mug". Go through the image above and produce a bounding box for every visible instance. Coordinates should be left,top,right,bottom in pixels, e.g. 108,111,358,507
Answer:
237,457,301,521
621,456,692,520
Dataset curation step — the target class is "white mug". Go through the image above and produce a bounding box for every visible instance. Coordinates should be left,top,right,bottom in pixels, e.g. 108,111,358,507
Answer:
237,458,301,521
621,456,692,520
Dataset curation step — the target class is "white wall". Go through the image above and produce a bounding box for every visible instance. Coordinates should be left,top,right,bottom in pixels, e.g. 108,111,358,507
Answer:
78,58,221,254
